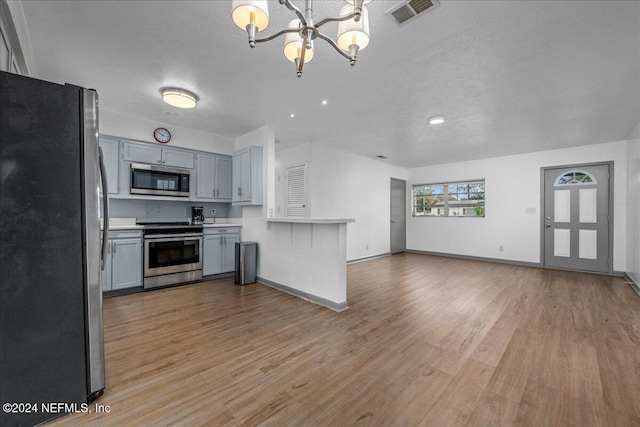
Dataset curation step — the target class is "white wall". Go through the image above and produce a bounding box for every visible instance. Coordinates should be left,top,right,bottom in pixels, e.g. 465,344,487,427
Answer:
275,143,407,261
100,109,235,155
407,141,628,271
627,122,640,284
5,1,38,76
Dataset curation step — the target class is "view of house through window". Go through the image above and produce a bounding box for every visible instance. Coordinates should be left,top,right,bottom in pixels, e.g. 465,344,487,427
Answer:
412,180,485,217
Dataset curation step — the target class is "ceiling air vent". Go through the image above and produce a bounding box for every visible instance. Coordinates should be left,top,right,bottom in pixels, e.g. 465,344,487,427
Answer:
387,0,440,26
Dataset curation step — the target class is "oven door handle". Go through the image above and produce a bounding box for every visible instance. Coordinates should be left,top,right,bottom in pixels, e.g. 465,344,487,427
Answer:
144,233,203,241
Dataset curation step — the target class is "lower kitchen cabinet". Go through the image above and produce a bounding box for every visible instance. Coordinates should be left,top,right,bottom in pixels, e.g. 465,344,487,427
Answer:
203,228,240,276
101,230,143,292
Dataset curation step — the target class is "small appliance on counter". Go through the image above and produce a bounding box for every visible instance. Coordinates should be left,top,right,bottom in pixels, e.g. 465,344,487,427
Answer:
191,206,204,225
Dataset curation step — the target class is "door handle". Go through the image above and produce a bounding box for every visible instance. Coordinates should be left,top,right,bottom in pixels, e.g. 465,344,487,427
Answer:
391,220,396,223
545,224,551,228
98,147,109,271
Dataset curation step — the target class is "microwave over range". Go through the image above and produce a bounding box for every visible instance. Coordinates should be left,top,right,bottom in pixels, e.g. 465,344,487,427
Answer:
130,163,190,197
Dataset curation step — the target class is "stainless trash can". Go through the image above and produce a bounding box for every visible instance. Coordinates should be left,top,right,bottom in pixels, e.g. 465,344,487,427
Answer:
235,241,257,285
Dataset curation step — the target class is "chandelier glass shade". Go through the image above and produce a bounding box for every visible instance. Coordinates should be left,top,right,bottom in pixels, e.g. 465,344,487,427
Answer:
231,0,372,77
283,19,315,63
231,1,270,32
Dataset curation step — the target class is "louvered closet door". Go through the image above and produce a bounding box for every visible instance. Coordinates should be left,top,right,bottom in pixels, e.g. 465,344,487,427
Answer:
286,164,307,217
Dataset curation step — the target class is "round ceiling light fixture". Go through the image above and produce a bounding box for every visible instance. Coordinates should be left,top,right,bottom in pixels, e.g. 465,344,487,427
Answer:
161,87,199,109
429,116,445,126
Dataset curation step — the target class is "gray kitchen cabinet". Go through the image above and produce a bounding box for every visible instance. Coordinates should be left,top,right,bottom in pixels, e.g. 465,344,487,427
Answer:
111,239,142,290
122,141,162,165
216,155,233,201
195,153,232,201
195,153,215,199
98,137,120,194
203,228,240,276
203,234,222,275
101,230,143,292
121,141,194,169
232,146,262,205
221,233,239,273
162,148,195,169
101,241,113,291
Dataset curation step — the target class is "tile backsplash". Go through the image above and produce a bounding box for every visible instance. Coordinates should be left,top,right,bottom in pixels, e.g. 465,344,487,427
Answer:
107,199,236,220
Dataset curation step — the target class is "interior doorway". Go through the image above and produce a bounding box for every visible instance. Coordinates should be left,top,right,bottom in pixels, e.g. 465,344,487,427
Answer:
390,178,406,254
541,162,613,273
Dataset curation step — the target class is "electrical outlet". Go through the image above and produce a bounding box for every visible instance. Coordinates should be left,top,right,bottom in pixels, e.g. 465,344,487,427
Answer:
366,244,369,250
499,245,504,252
525,207,536,214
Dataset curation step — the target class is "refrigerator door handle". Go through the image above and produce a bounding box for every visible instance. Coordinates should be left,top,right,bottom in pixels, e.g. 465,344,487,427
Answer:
98,147,109,271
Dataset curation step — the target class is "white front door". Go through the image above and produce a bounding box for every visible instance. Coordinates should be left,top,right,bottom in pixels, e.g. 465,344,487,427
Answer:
543,164,611,273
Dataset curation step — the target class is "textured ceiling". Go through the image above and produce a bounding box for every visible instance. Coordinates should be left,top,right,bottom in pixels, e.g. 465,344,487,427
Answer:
20,0,640,167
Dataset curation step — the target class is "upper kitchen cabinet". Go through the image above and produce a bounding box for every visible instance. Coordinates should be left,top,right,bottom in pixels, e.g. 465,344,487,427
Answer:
98,137,120,194
121,140,194,169
232,146,262,205
195,153,232,201
162,148,195,169
216,155,232,200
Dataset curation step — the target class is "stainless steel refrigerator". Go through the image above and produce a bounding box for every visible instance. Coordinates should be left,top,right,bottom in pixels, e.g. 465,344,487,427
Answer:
0,71,107,426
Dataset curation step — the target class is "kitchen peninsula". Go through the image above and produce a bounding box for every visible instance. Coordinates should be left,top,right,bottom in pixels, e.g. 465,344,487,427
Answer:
251,217,355,312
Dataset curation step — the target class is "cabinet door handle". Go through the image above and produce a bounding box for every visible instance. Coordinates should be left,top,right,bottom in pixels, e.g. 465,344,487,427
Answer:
157,160,162,164
113,242,117,254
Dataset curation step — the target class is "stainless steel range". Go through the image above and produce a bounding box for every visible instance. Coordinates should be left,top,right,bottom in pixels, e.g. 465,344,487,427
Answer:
139,221,203,289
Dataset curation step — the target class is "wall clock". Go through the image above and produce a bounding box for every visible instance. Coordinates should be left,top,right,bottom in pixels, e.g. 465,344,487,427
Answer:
153,127,171,143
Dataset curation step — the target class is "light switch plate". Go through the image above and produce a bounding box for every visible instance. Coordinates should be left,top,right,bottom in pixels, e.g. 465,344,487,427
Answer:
525,207,536,214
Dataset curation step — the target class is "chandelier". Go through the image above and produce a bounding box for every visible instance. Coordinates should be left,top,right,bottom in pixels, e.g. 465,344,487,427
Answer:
231,0,372,77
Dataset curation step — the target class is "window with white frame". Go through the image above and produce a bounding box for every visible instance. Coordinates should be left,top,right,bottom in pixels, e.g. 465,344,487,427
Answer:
412,180,485,217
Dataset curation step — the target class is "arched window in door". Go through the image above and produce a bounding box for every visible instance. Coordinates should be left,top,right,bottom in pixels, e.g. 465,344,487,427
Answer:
554,170,597,186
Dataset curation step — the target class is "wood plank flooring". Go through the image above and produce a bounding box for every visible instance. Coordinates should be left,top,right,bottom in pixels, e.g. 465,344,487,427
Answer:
48,253,640,426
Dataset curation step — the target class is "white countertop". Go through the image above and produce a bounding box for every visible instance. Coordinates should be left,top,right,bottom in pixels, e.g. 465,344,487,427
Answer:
104,217,242,230
108,224,144,230
266,217,355,224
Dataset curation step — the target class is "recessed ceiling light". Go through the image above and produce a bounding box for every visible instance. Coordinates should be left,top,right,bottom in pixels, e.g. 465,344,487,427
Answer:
322,100,328,105
429,116,445,126
161,87,198,109
290,114,295,118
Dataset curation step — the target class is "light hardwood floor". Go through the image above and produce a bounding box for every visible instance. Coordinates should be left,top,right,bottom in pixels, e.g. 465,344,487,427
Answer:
49,253,640,426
